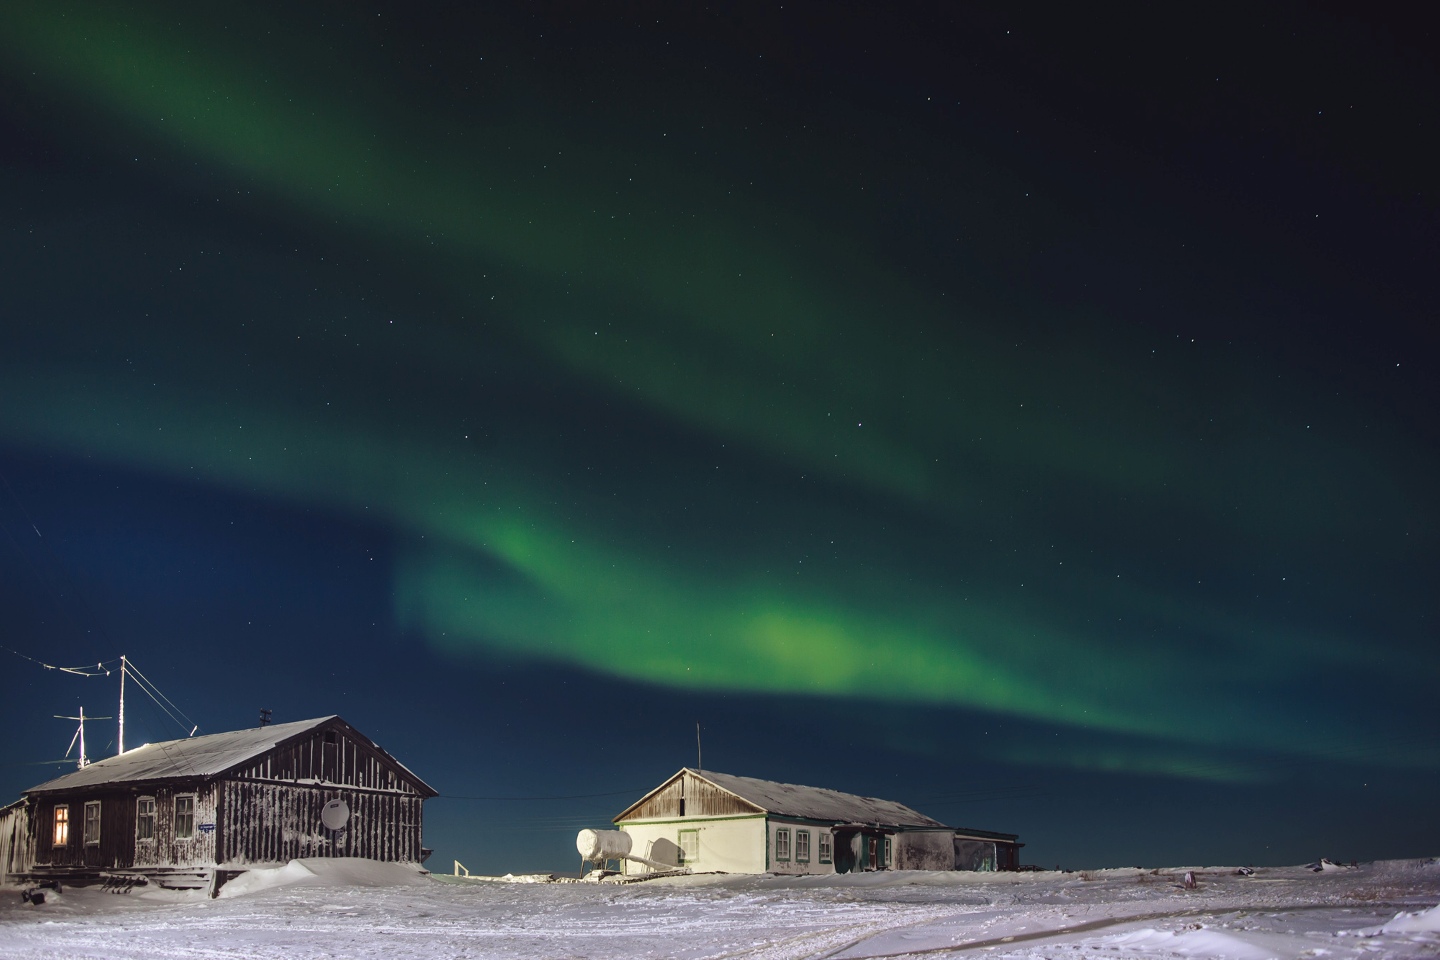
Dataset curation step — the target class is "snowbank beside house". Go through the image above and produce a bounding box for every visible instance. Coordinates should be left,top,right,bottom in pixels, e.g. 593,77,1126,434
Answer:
217,857,427,898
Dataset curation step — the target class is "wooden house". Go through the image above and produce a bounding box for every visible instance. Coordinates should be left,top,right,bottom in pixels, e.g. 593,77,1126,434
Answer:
613,768,1021,876
10,715,436,892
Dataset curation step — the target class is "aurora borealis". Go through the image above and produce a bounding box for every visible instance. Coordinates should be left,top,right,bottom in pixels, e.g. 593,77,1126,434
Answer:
2,2,1436,870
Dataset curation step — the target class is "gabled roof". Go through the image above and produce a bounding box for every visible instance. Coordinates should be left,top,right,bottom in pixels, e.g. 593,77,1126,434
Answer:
617,768,947,828
23,716,436,796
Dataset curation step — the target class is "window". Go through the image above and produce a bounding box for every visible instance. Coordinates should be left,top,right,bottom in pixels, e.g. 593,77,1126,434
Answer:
84,801,101,845
53,805,69,846
175,795,196,840
136,797,156,842
679,829,698,865
883,837,893,868
795,829,811,863
818,832,833,864
774,827,790,861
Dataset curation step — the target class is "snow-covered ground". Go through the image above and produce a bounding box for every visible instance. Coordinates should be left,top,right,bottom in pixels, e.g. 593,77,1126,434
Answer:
2,857,1437,959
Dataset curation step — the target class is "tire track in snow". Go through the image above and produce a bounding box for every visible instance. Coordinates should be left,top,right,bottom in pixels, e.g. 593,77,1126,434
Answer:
700,906,964,960
819,900,1423,959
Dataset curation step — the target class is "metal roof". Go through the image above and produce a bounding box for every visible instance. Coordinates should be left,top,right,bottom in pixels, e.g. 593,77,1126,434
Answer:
680,769,947,828
24,716,347,793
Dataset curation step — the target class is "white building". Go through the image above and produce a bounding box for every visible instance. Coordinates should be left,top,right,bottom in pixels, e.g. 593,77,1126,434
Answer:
613,768,1021,876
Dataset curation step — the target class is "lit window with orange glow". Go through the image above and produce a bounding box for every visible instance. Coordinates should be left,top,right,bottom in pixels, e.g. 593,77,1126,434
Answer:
53,805,69,846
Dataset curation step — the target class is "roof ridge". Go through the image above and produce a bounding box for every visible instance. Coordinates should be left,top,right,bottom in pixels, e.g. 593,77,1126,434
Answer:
22,715,341,794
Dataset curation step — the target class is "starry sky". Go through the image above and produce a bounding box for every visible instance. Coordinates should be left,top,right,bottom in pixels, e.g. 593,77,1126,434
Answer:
1,1,1436,873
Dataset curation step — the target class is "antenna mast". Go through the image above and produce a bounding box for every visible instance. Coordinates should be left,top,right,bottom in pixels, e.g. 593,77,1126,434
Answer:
118,654,126,755
696,722,702,773
56,707,110,769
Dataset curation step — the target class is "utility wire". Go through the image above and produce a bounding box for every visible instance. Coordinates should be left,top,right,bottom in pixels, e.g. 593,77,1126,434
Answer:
436,788,647,801
123,659,200,736
1,645,119,676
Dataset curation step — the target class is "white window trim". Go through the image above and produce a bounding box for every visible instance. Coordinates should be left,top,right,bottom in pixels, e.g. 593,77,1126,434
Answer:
818,831,833,864
174,794,197,840
795,829,811,863
84,800,101,846
136,796,156,843
679,829,698,865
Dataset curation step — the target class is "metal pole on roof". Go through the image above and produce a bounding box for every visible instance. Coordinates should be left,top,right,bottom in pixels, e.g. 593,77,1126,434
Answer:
696,722,702,773
56,707,110,769
118,655,126,755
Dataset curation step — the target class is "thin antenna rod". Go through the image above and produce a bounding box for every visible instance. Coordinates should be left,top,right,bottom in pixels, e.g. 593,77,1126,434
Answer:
696,722,702,773
56,707,110,769
118,654,126,755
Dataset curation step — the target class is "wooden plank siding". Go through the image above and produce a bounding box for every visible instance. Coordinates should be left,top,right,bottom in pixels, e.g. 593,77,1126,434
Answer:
217,782,424,864
229,726,425,796
0,802,33,882
212,720,426,865
28,786,218,872
619,770,763,821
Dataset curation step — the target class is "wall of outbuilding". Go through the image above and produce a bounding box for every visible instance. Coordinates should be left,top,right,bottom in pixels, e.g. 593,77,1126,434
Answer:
0,802,32,882
895,829,955,871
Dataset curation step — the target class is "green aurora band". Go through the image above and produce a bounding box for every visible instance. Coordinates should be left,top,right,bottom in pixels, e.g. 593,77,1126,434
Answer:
1,4,1433,781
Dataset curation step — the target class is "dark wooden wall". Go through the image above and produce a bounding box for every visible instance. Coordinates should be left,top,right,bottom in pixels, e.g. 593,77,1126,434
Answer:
230,725,427,796
218,781,424,863
0,804,32,880
30,794,133,871
619,771,762,821
28,786,219,871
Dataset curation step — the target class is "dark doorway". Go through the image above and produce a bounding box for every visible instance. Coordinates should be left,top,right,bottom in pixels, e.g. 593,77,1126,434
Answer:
833,829,858,874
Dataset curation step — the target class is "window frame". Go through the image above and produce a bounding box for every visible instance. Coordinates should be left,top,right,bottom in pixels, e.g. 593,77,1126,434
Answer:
795,828,811,863
136,796,156,842
678,828,698,865
83,800,101,846
52,804,69,846
774,826,791,862
818,831,833,864
174,794,197,840
883,836,893,868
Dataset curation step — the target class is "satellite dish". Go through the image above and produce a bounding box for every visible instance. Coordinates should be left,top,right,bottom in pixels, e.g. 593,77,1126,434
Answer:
321,798,350,831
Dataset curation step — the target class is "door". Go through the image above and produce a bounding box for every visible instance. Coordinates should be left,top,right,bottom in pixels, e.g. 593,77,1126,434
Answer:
833,829,857,874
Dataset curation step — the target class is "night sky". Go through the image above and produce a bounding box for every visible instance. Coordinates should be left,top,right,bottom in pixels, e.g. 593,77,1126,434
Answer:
2,2,1436,873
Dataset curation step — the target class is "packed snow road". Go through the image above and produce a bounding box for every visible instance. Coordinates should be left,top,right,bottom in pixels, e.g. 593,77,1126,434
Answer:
2,858,1437,959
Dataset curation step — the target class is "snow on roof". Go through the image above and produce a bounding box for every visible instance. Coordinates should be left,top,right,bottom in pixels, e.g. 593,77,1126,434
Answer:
24,716,337,793
686,769,948,828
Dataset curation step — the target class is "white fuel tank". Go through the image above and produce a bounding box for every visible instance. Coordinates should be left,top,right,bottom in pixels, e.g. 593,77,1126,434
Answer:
576,828,633,862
